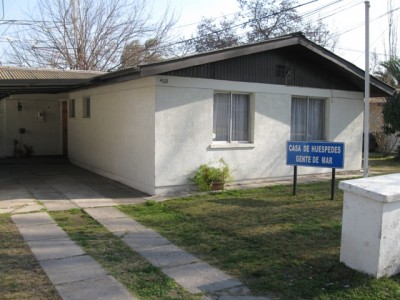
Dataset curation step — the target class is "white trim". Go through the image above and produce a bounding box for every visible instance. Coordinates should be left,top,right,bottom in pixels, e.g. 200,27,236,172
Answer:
210,143,255,149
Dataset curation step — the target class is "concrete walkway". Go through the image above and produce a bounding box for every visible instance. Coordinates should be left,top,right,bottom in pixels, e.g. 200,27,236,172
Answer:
3,160,269,299
84,207,269,300
11,211,136,300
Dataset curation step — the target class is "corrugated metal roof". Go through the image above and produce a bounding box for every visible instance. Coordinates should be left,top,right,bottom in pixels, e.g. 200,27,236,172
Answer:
0,66,104,80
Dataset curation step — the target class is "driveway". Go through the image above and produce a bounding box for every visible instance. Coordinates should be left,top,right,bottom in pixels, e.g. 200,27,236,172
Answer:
0,157,147,214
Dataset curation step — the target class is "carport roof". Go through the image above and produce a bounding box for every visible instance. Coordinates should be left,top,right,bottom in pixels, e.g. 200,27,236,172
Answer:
0,66,104,99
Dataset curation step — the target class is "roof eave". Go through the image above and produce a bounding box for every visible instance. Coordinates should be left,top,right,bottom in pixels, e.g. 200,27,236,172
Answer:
139,36,300,77
298,39,395,97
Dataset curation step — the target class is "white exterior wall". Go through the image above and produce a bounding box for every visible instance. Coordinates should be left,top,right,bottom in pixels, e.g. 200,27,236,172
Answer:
0,94,63,157
68,77,156,195
154,76,363,194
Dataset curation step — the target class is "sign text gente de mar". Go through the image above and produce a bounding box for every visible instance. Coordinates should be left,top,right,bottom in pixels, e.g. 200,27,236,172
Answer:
286,141,345,169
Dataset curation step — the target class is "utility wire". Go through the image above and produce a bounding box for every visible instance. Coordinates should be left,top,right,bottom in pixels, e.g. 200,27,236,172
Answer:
3,0,399,69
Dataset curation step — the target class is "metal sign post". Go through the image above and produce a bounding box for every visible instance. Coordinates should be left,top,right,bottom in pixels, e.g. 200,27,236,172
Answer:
287,141,345,200
293,165,297,196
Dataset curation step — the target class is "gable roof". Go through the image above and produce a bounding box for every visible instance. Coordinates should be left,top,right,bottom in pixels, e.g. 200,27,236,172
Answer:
0,33,395,99
95,33,394,97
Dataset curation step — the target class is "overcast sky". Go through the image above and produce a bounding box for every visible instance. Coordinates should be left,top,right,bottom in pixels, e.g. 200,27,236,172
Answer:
0,0,398,69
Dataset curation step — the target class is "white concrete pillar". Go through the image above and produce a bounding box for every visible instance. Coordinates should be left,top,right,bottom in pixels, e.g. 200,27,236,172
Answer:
339,173,400,278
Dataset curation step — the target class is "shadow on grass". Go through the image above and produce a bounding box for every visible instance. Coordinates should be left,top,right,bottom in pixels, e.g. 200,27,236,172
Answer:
121,181,400,299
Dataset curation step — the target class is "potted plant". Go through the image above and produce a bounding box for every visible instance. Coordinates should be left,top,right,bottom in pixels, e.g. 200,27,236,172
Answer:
190,158,233,191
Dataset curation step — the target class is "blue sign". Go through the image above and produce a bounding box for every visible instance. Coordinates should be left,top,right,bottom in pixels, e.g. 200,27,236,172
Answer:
287,141,345,169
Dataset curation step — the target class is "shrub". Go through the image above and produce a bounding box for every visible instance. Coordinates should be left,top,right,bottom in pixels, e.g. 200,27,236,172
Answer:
190,159,233,191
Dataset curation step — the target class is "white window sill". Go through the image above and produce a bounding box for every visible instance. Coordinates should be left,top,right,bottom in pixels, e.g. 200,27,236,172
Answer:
210,143,255,149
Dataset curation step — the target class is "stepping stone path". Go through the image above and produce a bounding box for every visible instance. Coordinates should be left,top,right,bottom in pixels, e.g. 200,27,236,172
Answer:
12,212,136,300
85,207,270,300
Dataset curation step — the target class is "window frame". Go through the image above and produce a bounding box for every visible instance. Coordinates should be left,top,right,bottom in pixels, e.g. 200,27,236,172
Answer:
212,91,252,144
69,99,75,118
82,96,91,118
290,96,327,141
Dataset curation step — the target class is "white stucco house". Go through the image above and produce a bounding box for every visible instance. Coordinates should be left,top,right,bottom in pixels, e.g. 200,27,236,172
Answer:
0,33,394,195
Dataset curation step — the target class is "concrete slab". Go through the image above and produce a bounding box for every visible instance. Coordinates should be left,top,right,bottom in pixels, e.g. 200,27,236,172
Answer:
122,231,171,251
27,185,57,194
72,198,116,208
33,192,67,200
162,262,242,294
50,184,95,194
12,212,56,227
0,192,33,201
27,238,85,261
13,204,44,214
95,218,142,237
56,275,135,300
138,243,201,268
0,199,37,209
15,223,68,241
0,208,14,214
113,198,147,205
39,255,107,285
85,207,128,220
42,200,78,211
211,285,254,298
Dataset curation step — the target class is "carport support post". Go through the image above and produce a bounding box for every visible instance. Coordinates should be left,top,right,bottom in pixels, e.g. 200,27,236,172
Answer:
331,168,336,200
293,166,297,196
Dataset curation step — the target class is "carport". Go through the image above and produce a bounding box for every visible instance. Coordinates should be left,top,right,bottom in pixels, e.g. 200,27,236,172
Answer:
0,67,147,212
0,66,103,158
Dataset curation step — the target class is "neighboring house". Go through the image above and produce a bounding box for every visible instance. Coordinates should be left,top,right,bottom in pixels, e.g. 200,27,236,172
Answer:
0,33,394,195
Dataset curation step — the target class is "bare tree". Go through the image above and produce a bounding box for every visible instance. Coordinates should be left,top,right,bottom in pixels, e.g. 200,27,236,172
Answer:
238,0,337,49
302,19,337,51
238,0,301,43
6,0,176,71
120,39,164,68
189,0,337,53
187,17,242,53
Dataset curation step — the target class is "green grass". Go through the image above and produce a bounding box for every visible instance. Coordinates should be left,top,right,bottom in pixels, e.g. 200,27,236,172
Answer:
119,155,400,300
369,154,400,174
0,213,61,300
1,155,399,299
50,209,199,300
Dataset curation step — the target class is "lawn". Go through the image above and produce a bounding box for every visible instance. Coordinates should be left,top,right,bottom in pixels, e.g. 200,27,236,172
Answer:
119,155,400,299
1,155,399,299
50,209,199,300
0,213,61,300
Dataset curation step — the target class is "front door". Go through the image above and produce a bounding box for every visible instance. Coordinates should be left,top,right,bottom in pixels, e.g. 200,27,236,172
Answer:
62,101,68,156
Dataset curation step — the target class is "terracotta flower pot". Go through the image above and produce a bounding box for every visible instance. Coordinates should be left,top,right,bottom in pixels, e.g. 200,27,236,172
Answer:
211,182,224,191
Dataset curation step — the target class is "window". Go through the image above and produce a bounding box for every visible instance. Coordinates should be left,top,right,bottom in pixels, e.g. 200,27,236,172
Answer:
290,97,326,141
83,96,91,118
213,92,250,143
69,99,75,118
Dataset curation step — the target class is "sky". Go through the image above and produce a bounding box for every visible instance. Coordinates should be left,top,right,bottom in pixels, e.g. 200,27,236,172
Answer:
0,0,398,70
